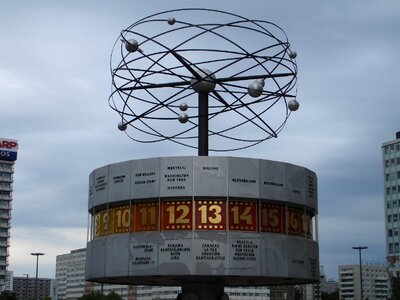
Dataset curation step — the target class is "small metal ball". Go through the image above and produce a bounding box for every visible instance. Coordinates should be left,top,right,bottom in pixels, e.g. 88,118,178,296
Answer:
248,81,263,98
179,102,188,111
178,113,188,123
118,122,127,131
125,39,139,53
167,17,176,25
289,51,297,59
288,99,299,111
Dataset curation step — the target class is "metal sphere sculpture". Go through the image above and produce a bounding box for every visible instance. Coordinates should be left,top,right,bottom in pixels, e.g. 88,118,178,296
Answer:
109,8,299,153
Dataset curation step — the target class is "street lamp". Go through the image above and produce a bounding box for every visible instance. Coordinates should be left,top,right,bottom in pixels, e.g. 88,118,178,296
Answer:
352,246,368,300
22,273,29,300
31,252,44,300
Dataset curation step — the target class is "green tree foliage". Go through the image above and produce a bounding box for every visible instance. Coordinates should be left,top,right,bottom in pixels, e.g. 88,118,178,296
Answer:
0,290,17,300
104,291,122,300
391,277,400,300
321,291,339,300
77,291,122,300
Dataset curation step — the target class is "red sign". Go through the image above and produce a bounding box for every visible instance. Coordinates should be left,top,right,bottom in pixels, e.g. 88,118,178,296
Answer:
112,205,131,234
91,200,316,239
0,139,18,150
161,200,192,230
134,202,159,232
260,203,285,233
195,200,226,230
229,201,257,231
288,207,303,236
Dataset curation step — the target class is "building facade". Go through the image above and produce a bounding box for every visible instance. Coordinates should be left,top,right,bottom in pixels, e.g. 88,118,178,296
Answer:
338,264,389,300
13,276,51,300
0,138,18,291
382,132,400,277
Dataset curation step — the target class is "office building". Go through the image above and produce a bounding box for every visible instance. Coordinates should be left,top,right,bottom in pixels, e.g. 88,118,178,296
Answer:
13,276,51,300
4,271,13,292
338,264,389,299
320,266,338,294
0,138,18,291
382,132,400,276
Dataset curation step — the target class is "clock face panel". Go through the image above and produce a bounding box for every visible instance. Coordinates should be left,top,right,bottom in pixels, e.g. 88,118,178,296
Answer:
110,9,298,152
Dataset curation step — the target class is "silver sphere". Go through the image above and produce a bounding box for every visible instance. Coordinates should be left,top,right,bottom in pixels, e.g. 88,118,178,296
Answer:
125,39,139,53
118,121,127,131
167,17,176,25
288,99,299,111
289,51,297,59
178,113,189,123
248,81,263,98
191,69,216,93
179,102,188,111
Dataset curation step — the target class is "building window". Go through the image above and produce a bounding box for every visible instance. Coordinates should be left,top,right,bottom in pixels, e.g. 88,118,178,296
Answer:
389,243,394,253
396,243,399,252
394,201,398,207
392,158,396,164
393,186,397,193
395,229,399,236
397,144,400,151
389,229,393,237
387,174,391,181
388,215,392,222
391,145,395,150
388,203,391,209
394,214,398,222
386,160,390,167
387,188,391,195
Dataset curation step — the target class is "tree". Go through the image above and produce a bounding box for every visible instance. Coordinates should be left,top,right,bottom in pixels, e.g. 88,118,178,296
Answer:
104,291,122,300
321,291,339,300
0,290,16,300
77,291,123,300
391,277,400,300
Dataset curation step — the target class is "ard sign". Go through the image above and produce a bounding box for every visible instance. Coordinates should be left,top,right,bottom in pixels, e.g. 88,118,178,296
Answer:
0,138,18,161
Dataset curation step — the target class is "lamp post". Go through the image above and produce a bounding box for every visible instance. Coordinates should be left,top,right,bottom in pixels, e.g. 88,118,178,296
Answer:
352,246,368,300
31,252,44,300
22,273,29,300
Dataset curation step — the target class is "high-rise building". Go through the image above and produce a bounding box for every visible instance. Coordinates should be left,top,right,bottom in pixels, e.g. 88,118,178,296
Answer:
338,264,389,299
13,276,51,300
0,138,18,291
382,132,400,275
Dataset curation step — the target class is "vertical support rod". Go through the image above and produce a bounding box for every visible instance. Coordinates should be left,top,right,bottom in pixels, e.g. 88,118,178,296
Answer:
358,249,364,300
24,274,28,300
31,252,44,300
35,256,39,300
198,92,209,156
180,283,225,300
352,246,367,300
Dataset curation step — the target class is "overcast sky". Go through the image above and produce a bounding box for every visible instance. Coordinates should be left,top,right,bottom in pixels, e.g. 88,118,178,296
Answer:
2,0,399,281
